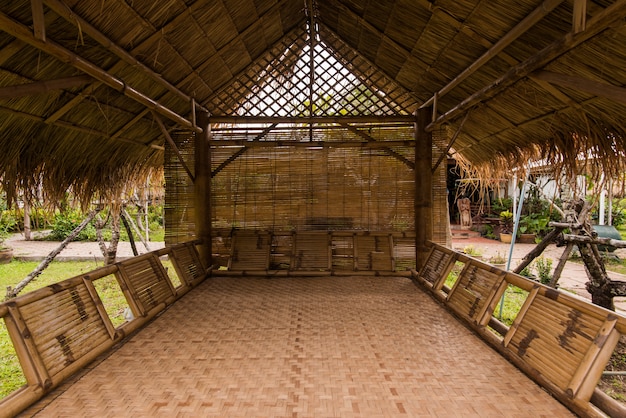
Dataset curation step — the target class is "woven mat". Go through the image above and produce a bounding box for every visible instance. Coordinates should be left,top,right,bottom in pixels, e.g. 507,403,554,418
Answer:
25,276,573,417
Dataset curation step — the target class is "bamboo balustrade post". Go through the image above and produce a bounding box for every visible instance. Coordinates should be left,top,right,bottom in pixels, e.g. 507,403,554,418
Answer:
415,107,433,270
195,112,212,268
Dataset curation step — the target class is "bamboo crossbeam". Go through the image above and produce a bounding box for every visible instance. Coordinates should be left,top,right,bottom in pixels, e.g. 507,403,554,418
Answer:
0,74,92,99
209,139,415,148
340,123,415,169
428,0,626,130
154,112,195,181
562,233,626,248
209,116,415,124
0,11,199,132
531,70,626,106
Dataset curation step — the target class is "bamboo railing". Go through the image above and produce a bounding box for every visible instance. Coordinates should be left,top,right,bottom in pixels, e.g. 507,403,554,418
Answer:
0,241,210,418
414,241,626,418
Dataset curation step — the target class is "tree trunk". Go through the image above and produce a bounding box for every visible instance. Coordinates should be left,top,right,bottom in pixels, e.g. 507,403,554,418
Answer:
120,210,138,256
105,205,121,265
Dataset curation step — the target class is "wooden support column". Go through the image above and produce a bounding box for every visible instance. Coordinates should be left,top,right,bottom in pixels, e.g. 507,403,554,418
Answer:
195,112,212,267
415,107,433,270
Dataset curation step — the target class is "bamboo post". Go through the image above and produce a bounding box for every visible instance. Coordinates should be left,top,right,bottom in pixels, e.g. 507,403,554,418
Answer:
415,107,433,270
195,112,212,268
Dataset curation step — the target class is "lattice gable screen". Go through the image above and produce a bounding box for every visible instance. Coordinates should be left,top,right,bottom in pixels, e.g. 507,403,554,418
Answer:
205,26,413,118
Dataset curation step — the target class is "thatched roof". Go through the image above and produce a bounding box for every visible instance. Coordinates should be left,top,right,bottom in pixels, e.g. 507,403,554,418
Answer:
1,0,626,201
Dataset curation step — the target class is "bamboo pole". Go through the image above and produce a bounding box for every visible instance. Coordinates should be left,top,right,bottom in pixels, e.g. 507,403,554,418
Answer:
209,139,416,148
415,108,433,270
420,0,565,109
209,115,416,124
154,112,195,182
428,0,626,130
0,11,199,132
195,112,212,267
0,75,92,99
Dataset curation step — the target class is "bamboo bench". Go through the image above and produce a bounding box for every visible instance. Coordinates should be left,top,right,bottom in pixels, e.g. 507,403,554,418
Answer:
0,241,210,418
413,241,626,418
213,229,414,276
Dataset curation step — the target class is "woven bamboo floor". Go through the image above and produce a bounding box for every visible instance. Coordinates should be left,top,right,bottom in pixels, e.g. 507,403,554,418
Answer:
24,276,573,417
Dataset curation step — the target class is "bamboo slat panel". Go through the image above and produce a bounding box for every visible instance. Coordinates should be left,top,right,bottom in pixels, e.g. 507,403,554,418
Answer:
447,263,504,323
331,234,354,271
169,242,206,287
19,283,110,379
507,293,607,391
229,230,271,270
292,231,331,270
355,234,393,271
418,245,456,288
117,255,174,315
164,130,196,245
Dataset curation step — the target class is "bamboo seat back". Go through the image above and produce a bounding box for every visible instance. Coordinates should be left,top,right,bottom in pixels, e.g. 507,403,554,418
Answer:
169,242,206,287
228,230,272,271
414,242,626,417
0,241,210,418
355,233,394,271
292,231,331,271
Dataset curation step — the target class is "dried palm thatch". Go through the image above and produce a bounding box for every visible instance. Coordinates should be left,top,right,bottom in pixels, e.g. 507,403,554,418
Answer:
0,0,625,204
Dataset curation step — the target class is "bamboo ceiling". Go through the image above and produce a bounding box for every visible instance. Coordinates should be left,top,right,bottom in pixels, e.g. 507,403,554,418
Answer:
1,1,626,201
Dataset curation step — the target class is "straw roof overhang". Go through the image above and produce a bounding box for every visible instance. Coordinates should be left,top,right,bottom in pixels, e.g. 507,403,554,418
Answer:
1,0,626,201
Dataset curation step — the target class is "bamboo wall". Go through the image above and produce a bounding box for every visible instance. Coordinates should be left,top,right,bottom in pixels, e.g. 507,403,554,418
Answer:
165,123,452,252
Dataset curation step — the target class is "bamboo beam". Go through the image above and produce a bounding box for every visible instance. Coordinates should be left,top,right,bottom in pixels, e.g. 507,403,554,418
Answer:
573,0,587,33
0,105,163,150
153,112,195,181
209,115,415,124
421,0,564,109
0,11,199,132
428,0,626,131
209,139,415,148
340,123,414,168
531,70,626,106
195,112,212,267
431,110,470,173
415,108,433,270
43,0,209,114
0,75,92,99
31,0,46,41
211,123,277,176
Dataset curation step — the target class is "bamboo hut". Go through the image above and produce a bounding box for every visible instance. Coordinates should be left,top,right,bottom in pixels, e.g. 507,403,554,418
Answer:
3,1,626,415
1,1,626,268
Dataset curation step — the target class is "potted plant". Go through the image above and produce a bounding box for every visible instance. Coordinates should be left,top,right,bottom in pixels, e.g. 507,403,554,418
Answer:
518,215,536,243
488,251,507,269
499,210,514,243
0,225,13,264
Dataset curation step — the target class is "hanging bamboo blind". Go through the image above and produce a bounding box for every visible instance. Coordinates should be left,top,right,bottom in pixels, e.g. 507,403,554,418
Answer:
164,131,196,245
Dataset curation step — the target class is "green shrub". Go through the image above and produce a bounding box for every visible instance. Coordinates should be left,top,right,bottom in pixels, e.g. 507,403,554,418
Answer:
47,210,97,241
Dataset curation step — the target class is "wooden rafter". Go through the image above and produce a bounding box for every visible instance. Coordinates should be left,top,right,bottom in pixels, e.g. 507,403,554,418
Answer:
0,11,199,132
0,75,92,99
428,0,626,131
